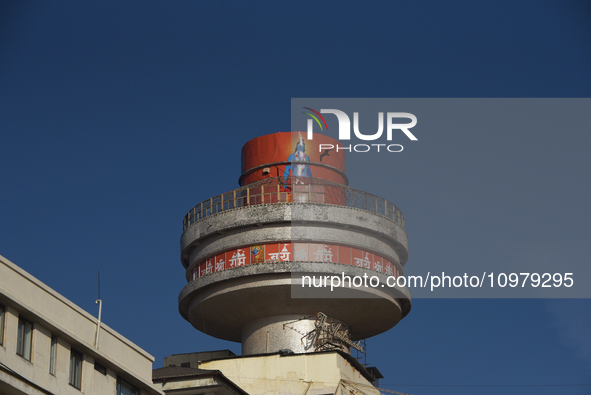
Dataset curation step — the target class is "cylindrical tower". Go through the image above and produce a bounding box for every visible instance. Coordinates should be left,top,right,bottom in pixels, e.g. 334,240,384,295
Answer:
179,132,411,355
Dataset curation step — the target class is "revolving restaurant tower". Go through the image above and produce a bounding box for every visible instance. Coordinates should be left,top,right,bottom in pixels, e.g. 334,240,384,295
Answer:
178,132,411,355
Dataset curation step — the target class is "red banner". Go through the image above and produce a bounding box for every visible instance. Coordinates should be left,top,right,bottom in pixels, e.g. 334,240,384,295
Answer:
192,242,401,280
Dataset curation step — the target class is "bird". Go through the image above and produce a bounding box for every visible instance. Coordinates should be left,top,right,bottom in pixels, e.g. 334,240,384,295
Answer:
320,149,331,162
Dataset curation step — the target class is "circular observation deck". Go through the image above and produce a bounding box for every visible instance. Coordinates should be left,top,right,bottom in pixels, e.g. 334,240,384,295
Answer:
178,177,411,355
183,177,405,233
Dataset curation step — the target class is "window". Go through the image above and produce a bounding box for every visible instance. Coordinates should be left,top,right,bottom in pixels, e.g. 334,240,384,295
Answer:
117,377,138,395
94,361,106,375
180,362,190,368
17,316,33,360
69,348,83,389
49,335,58,375
0,304,5,346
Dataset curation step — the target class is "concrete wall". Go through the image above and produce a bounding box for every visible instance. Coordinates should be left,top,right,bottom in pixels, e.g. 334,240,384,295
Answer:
177,202,412,353
200,353,378,395
181,203,408,276
0,254,162,395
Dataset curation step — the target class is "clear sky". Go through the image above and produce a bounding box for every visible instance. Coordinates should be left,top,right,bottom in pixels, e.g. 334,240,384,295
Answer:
1,2,590,394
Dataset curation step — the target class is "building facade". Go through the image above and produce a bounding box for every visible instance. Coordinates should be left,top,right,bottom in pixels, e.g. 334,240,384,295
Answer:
0,254,162,395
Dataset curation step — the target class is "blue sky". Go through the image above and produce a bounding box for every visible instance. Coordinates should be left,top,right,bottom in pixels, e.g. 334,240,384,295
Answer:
1,1,590,394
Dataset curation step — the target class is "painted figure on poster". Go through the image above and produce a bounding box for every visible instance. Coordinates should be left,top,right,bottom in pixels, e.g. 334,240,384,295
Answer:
283,133,312,184
251,245,264,264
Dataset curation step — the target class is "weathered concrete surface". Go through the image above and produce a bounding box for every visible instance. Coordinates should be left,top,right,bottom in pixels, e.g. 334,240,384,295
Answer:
179,203,411,355
241,314,350,355
181,203,409,277
199,352,381,395
178,262,410,346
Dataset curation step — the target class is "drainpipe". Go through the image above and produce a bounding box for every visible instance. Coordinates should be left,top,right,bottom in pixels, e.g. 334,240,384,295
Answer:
94,299,102,349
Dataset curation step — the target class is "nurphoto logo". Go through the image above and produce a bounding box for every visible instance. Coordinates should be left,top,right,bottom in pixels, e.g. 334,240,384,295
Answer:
303,107,418,153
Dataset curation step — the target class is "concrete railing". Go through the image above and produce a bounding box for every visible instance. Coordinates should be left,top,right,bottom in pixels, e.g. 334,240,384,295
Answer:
183,177,404,231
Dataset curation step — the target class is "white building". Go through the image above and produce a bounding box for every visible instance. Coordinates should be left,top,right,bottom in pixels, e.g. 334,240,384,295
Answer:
155,350,383,395
0,254,162,395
